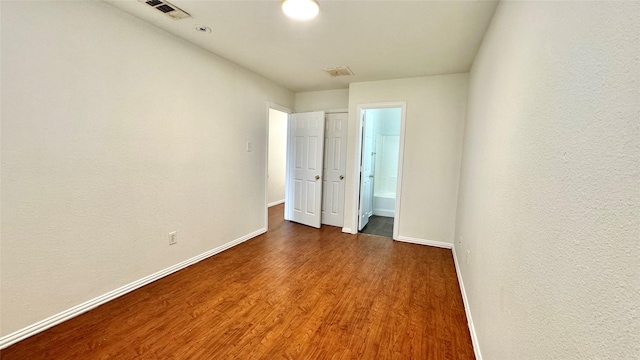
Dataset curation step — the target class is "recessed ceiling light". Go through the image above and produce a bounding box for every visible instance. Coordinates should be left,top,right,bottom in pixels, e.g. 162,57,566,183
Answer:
282,0,319,21
195,25,211,33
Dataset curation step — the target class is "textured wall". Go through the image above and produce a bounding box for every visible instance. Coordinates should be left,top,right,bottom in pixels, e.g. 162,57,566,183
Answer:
455,1,640,358
1,1,293,336
345,74,468,242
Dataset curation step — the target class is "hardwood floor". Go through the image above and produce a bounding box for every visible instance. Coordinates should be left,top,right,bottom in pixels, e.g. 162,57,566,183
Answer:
0,204,474,359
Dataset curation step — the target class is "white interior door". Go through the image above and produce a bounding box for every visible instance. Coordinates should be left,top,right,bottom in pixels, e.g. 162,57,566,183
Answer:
286,111,325,228
321,113,348,227
358,112,375,231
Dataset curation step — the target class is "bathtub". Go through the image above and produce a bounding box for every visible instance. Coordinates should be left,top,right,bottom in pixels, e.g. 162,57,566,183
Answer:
373,192,396,217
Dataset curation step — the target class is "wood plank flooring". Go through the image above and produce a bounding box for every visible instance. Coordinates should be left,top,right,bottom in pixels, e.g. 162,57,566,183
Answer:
0,204,474,359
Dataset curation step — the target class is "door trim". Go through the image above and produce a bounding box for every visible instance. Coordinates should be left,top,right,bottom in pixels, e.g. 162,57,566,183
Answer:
265,102,292,229
351,102,407,240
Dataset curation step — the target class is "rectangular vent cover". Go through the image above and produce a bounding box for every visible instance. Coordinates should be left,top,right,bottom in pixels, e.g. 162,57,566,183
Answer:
139,0,191,20
323,66,354,77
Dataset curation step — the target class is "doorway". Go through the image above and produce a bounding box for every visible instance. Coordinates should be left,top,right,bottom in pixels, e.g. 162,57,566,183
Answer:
265,103,292,227
268,108,288,208
355,103,406,239
267,107,348,230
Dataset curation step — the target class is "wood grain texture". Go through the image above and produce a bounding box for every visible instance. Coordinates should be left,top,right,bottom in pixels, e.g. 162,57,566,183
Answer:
1,204,474,359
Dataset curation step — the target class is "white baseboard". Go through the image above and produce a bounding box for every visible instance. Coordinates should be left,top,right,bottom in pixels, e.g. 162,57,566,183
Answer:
452,246,482,360
395,235,453,249
372,209,395,217
0,227,267,350
342,227,355,234
268,199,285,207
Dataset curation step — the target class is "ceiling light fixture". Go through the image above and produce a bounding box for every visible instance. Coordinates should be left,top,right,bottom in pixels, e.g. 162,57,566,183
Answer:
282,0,319,21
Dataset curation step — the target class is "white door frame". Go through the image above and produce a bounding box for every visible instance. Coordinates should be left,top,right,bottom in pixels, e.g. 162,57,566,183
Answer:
265,102,292,229
351,102,407,240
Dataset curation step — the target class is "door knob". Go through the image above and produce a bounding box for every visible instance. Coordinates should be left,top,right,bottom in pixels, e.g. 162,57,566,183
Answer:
339,175,344,180
315,175,320,180
369,175,374,178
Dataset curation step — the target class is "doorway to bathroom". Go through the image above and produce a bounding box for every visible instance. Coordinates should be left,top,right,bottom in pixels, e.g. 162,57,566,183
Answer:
357,106,403,238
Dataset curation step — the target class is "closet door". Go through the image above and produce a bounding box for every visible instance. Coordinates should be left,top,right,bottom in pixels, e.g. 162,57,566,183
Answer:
321,113,348,227
286,111,325,228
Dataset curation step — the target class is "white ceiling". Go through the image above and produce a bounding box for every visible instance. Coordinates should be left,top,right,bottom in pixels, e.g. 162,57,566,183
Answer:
107,0,499,92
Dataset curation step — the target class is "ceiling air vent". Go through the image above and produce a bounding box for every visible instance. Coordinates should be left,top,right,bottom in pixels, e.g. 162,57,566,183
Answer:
323,66,354,77
139,0,191,20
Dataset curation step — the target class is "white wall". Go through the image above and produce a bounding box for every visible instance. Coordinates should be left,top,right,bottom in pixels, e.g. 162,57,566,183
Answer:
345,74,468,242
454,1,640,358
268,108,288,205
295,89,349,112
0,1,293,337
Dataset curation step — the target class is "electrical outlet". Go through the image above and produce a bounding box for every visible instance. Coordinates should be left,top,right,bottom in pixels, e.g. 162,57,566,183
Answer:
246,142,252,152
169,231,177,246
466,249,471,264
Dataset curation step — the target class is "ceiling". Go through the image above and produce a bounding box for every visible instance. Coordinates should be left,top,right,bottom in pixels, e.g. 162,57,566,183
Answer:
107,0,499,92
